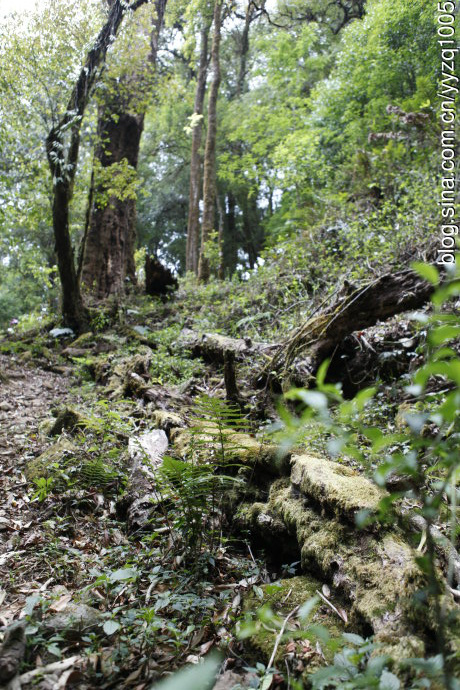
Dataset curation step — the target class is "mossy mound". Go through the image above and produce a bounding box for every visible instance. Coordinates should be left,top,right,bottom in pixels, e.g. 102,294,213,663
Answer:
238,479,428,660
26,438,77,481
170,421,290,475
241,575,345,671
290,454,386,520
69,332,95,348
49,406,91,436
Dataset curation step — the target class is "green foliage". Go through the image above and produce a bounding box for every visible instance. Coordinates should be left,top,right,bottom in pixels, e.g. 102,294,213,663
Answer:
275,262,460,686
32,476,54,502
156,396,247,561
151,654,221,690
93,159,139,209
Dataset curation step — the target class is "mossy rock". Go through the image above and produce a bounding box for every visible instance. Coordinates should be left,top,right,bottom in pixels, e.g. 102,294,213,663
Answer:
26,438,77,481
290,454,386,521
170,421,290,475
69,331,95,348
264,481,428,649
152,409,185,435
241,575,345,671
50,407,91,436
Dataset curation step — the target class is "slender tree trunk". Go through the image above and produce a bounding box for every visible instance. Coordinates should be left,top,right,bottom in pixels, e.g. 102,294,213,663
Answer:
46,0,148,330
186,23,210,274
52,179,88,331
81,0,167,298
216,191,225,279
198,0,222,283
225,191,238,274
236,0,252,98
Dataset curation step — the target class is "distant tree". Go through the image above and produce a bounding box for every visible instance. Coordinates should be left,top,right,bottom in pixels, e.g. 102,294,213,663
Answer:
185,16,211,274
198,0,223,283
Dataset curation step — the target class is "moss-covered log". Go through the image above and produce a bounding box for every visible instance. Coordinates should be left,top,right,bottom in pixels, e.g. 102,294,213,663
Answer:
259,268,434,389
177,328,273,363
234,454,460,665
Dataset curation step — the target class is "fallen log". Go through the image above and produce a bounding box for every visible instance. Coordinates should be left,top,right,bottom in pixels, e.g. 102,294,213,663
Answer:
258,268,435,389
176,328,274,364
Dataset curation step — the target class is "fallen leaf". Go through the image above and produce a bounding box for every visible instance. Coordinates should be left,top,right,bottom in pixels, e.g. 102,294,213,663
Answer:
199,639,214,656
49,594,72,613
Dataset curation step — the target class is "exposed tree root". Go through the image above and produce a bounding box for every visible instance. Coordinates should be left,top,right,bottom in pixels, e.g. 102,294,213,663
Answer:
258,268,434,390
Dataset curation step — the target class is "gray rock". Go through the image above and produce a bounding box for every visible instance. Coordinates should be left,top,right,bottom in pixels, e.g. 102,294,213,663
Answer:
43,603,102,639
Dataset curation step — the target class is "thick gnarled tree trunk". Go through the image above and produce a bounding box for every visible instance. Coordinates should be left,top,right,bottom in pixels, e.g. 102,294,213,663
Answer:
46,0,148,330
81,0,167,298
81,106,144,297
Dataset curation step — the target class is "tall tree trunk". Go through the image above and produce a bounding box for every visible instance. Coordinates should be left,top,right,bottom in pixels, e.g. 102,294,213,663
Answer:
225,191,238,274
185,22,210,274
46,0,148,331
198,0,222,283
81,106,144,297
81,0,167,298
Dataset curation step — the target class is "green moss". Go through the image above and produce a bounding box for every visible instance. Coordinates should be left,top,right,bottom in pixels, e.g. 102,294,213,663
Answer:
26,438,77,480
290,454,386,520
69,332,95,348
49,407,91,436
152,409,185,433
170,421,290,475
241,576,345,669
259,480,427,657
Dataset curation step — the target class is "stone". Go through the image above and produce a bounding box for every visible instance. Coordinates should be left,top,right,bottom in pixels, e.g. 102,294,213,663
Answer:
69,332,95,348
290,454,386,520
61,347,91,358
128,429,168,474
213,671,258,690
246,480,427,651
26,438,77,480
43,602,102,640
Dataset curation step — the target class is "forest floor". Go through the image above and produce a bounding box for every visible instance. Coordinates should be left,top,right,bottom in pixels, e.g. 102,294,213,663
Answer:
0,285,458,690
0,353,75,623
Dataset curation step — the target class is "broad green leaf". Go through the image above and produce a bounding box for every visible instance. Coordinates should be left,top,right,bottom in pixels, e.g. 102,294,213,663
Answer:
150,654,221,690
412,262,439,286
103,620,121,635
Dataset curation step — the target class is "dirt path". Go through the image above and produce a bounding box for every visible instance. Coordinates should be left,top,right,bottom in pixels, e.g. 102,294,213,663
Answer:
0,354,73,625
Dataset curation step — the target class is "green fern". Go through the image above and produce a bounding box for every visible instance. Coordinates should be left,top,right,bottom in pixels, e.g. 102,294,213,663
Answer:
156,395,248,562
79,458,118,489
187,394,253,467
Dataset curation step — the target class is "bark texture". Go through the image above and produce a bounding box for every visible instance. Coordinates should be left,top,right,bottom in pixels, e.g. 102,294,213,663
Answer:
81,0,167,298
81,106,144,297
198,0,222,283
185,22,210,274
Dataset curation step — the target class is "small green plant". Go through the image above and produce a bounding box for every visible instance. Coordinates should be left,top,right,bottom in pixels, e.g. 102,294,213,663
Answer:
155,396,248,562
32,476,54,502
